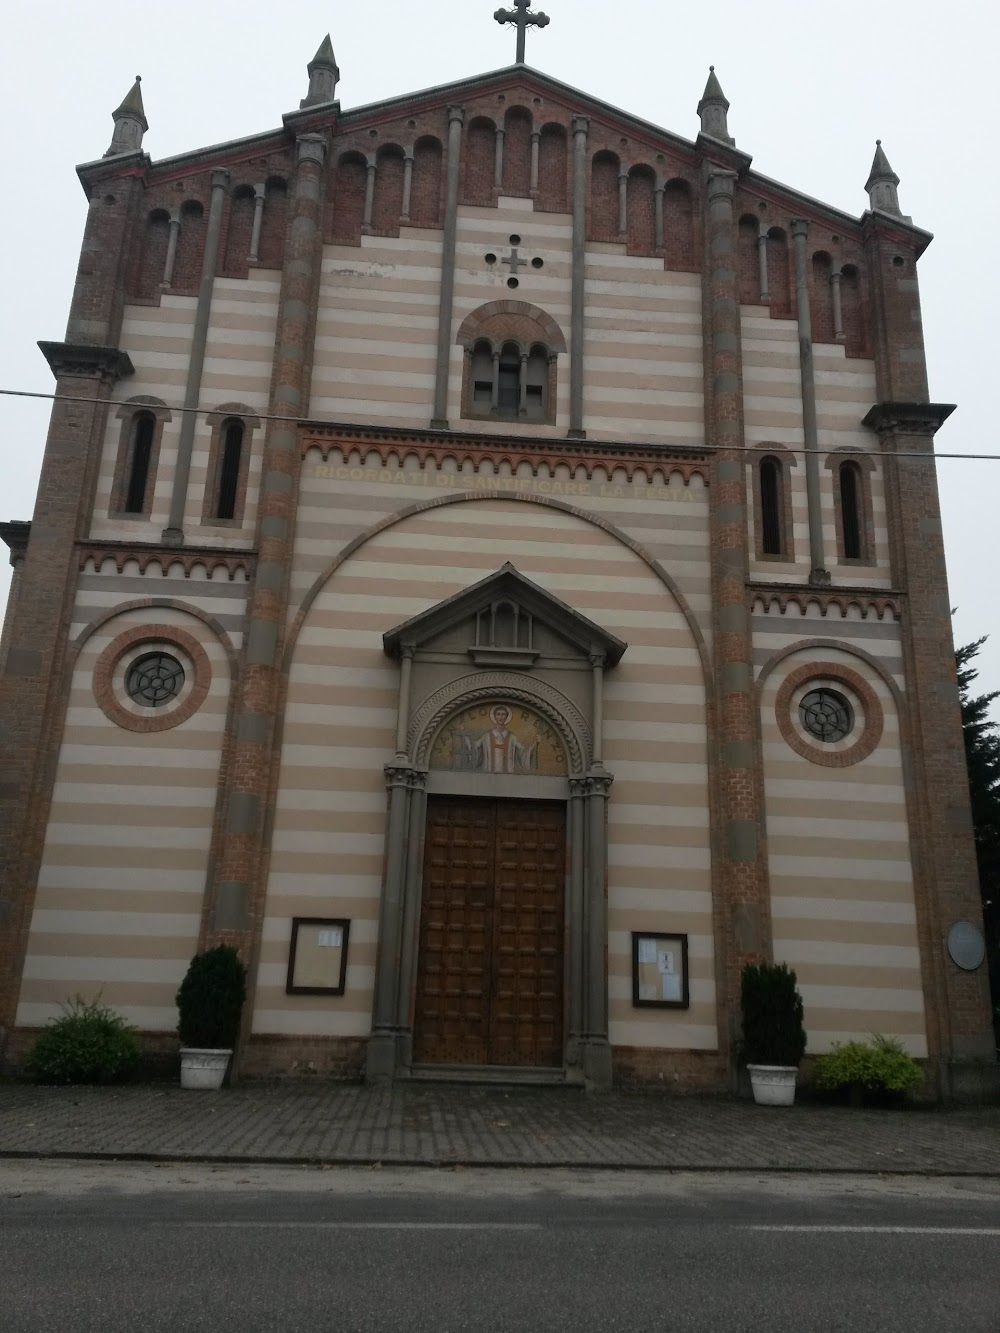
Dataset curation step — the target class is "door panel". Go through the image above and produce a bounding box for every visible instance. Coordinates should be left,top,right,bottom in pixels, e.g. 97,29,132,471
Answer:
413,797,566,1068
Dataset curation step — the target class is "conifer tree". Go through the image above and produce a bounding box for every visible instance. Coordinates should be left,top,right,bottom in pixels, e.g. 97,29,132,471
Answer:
956,637,1000,1043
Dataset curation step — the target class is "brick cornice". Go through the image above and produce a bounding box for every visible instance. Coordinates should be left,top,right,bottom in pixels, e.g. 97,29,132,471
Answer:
862,402,956,435
78,540,255,581
860,209,935,258
749,582,902,621
37,342,134,384
301,421,710,485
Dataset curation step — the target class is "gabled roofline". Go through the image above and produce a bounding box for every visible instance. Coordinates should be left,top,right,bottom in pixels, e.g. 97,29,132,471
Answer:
74,62,912,233
383,561,627,666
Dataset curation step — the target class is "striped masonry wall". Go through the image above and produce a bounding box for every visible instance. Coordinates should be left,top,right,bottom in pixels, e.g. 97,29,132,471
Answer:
89,276,280,548
16,606,232,1032
255,497,716,1049
742,309,890,587
758,643,926,1056
310,230,444,426
294,449,713,652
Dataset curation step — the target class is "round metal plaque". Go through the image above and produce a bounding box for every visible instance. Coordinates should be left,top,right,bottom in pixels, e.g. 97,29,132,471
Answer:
947,921,986,971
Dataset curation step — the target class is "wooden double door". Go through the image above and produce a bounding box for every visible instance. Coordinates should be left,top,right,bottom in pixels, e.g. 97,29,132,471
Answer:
414,797,566,1068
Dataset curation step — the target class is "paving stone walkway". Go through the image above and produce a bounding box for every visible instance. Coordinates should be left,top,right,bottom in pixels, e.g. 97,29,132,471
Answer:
1,1082,998,1174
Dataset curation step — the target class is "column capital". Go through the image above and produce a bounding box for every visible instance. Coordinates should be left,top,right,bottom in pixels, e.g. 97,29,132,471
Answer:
571,114,590,137
210,168,230,190
296,132,327,165
530,129,541,142
703,166,737,202
447,105,466,126
384,762,426,790
790,217,809,240
589,652,606,669
37,341,134,384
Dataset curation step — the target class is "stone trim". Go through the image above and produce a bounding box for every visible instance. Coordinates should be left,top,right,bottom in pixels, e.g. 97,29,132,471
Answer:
108,397,172,520
0,520,30,568
774,659,884,768
92,623,212,733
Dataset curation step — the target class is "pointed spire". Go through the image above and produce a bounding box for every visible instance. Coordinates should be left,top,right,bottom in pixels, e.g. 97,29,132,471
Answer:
697,66,734,146
104,76,148,159
865,139,902,215
301,34,340,109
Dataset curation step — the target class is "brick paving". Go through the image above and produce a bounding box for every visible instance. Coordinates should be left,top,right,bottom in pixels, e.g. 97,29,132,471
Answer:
1,1082,998,1173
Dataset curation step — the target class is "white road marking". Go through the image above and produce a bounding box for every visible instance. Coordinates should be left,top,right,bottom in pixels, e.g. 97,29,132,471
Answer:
182,1221,542,1230
751,1226,1000,1236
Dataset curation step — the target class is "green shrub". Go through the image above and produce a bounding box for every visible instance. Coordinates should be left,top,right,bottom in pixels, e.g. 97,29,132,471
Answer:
176,945,247,1049
26,996,140,1084
740,961,807,1066
815,1034,923,1095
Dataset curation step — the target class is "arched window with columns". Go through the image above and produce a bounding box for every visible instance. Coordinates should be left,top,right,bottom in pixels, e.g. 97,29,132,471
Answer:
626,165,656,256
372,144,406,235
663,179,694,270
537,123,568,212
752,447,795,561
590,151,620,243
502,107,533,197
329,152,367,245
110,397,172,519
458,302,566,425
463,117,496,206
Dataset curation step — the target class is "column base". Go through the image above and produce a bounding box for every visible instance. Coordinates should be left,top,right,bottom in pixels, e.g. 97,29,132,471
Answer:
581,1037,613,1091
365,1030,400,1084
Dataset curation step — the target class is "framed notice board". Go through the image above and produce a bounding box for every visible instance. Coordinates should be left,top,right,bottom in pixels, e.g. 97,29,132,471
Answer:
286,918,351,996
631,932,689,1009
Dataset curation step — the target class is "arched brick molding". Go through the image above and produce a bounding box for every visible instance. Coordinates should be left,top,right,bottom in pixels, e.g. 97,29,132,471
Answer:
456,301,567,354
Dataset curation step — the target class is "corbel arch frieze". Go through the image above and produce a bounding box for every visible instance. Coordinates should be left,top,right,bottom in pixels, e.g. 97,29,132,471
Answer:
409,671,592,774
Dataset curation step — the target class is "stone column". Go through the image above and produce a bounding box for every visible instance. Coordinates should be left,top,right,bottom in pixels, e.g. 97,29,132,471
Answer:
201,134,328,1058
565,778,587,1075
703,163,770,1075
162,208,181,287
394,772,427,1069
756,222,769,302
654,184,665,252
491,350,501,413
249,184,266,262
519,351,529,415
431,106,465,428
401,151,414,223
791,219,828,583
830,267,845,341
617,170,628,241
494,126,505,192
362,156,377,231
569,116,589,439
581,771,614,1089
163,168,229,545
368,763,415,1080
590,654,605,764
530,130,541,196
393,646,414,756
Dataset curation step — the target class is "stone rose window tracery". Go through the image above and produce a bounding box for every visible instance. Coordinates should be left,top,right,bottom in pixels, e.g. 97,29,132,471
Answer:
798,688,853,744
125,652,186,707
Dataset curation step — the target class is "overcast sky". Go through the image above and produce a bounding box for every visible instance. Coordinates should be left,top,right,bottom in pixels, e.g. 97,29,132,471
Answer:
2,0,997,718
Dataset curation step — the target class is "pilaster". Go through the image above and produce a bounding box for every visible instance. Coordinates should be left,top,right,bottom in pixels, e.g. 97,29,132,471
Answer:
201,132,329,1071
569,115,590,439
864,403,997,1095
0,345,134,1060
431,106,465,429
702,160,770,1075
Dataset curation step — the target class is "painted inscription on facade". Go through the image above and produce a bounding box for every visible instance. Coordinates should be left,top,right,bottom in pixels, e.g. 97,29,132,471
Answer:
430,703,566,775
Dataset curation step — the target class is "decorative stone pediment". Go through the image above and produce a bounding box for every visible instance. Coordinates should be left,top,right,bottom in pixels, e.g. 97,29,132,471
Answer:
383,563,626,669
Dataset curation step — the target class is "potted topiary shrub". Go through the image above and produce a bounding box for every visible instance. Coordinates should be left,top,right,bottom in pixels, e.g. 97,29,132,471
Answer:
815,1033,923,1107
740,961,807,1106
176,945,247,1090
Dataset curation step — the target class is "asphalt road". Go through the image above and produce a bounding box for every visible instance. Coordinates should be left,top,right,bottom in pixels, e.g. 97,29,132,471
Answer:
2,1164,999,1332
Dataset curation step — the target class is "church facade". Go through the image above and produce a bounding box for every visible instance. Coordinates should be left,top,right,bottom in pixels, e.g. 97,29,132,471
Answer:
1,26,995,1095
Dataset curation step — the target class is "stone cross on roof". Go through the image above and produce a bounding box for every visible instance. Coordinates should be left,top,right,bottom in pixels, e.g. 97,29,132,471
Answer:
494,0,550,64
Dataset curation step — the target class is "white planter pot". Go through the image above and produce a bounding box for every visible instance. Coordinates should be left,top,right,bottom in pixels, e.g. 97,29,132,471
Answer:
179,1047,232,1090
747,1063,798,1106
